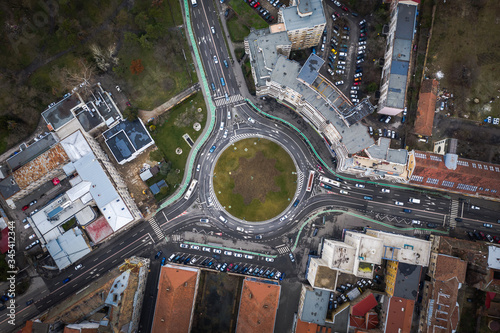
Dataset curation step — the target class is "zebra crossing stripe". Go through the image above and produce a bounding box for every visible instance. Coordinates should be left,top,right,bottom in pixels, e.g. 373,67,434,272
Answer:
149,218,165,240
214,94,244,106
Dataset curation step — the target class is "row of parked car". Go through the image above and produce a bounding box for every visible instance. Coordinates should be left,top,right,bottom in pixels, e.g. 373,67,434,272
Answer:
329,276,381,310
165,251,285,280
468,230,500,243
244,0,275,22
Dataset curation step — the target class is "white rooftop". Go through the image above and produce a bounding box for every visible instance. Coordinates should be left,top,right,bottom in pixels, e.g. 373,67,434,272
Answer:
488,245,500,270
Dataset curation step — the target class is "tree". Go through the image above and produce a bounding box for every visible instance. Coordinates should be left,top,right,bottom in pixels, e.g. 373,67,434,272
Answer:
122,106,139,121
150,149,164,162
367,82,378,93
130,59,145,75
160,160,172,175
166,171,181,186
55,58,96,99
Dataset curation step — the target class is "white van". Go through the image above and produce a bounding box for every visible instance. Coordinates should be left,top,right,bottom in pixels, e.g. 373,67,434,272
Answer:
409,198,421,204
219,215,227,223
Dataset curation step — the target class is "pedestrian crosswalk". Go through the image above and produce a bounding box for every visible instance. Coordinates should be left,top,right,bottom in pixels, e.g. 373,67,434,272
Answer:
214,94,244,107
276,245,290,254
296,170,304,193
148,217,165,241
449,199,460,228
171,234,182,242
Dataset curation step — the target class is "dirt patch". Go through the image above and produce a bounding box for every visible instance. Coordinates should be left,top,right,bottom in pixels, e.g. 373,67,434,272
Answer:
232,150,280,205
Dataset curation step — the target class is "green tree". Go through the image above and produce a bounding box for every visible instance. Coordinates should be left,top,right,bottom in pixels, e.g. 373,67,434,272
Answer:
367,82,378,93
166,171,180,186
150,149,164,162
122,106,139,121
160,160,172,175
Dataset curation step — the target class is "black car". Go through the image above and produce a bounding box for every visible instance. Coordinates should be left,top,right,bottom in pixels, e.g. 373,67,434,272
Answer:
427,223,437,228
356,54,364,60
359,37,367,42
155,251,162,259
26,299,34,306
338,56,347,61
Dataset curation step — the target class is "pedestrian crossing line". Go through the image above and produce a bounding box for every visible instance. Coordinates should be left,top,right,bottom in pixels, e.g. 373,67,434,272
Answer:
276,245,290,254
214,94,244,107
148,218,165,241
449,199,459,227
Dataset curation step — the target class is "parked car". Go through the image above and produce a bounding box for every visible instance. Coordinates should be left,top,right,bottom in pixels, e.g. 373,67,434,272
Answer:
334,80,344,86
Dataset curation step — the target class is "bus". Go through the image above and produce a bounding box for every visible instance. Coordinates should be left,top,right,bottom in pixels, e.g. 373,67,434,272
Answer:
184,179,198,200
191,0,197,7
220,77,225,86
319,176,340,188
306,170,315,192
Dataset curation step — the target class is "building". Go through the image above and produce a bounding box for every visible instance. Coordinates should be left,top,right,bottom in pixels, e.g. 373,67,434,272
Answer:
349,293,379,330
45,228,92,270
378,2,418,115
409,150,500,201
27,257,149,333
245,27,412,183
385,261,422,299
414,79,439,137
297,284,330,325
383,297,414,333
151,265,200,333
278,0,326,50
102,119,154,165
433,138,457,155
418,253,467,332
236,278,281,333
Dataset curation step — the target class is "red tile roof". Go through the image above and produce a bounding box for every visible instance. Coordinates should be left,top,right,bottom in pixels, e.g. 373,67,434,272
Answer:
151,265,199,333
410,150,500,199
414,79,438,137
294,318,319,333
351,293,378,317
434,254,467,283
385,297,414,333
85,216,114,244
236,279,281,333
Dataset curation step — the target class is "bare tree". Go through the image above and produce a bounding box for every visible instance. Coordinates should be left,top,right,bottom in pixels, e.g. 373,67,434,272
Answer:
90,43,119,72
56,58,96,98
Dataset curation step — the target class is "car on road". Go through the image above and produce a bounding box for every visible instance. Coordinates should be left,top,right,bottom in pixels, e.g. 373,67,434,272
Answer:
363,196,373,200
26,299,34,306
471,205,480,210
190,245,200,250
340,190,348,194
255,234,263,239
209,145,216,154
279,214,288,222
75,264,83,270
155,251,163,259
381,188,390,193
223,129,228,139
395,201,404,206
180,244,189,249
403,208,412,213
266,257,274,262
211,26,215,34
213,56,218,64
484,223,493,228
29,200,37,206
289,253,295,262
248,117,255,124
355,183,365,188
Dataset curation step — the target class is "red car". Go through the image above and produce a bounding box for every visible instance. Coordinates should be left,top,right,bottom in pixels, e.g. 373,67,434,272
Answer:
333,11,340,18
353,82,360,86
341,5,349,12
22,205,29,211
227,263,234,272
360,33,366,37
52,177,60,185
253,2,259,7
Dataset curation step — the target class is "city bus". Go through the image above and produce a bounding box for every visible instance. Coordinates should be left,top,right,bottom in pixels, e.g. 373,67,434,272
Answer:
184,179,198,200
306,170,315,192
319,176,340,188
191,0,197,7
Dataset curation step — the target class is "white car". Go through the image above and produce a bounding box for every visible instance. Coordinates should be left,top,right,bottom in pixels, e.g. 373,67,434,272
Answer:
381,188,390,193
339,52,347,57
115,85,121,92
202,247,212,252
265,257,275,262
336,70,344,75
335,80,344,86
351,86,360,90
358,41,367,46
341,35,349,40
279,214,288,222
350,90,358,95
351,98,359,104
384,116,392,124
411,220,421,225
211,26,215,34
471,205,480,210
355,183,365,188
75,264,83,270
358,45,366,50
403,107,407,116
180,243,189,249
28,234,36,240
333,0,341,7
220,121,224,130
224,250,233,256
354,73,363,78
340,190,348,194
24,224,31,230
213,249,222,254
327,68,334,76
234,253,243,258
227,111,231,119
244,254,254,259
395,201,404,206
196,164,201,172
356,59,364,64
357,49,366,55
350,94,357,99
248,117,255,124
223,129,228,139
213,56,218,64
190,245,200,250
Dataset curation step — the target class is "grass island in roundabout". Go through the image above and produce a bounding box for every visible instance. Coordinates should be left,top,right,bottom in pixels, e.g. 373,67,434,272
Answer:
212,138,297,222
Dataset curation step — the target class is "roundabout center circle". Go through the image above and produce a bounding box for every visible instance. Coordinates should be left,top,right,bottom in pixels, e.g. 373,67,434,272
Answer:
213,138,297,222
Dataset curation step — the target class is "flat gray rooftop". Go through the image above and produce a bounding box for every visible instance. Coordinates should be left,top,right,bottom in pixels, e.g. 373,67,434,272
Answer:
297,54,324,85
282,0,326,31
41,95,80,130
6,133,57,171
395,4,417,40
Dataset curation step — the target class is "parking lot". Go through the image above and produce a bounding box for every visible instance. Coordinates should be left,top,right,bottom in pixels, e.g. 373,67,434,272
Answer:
160,243,286,281
319,1,367,105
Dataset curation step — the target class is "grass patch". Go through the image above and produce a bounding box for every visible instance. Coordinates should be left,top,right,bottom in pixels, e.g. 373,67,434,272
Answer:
242,60,256,94
226,0,268,42
213,138,297,221
425,0,500,119
61,217,77,232
148,91,207,201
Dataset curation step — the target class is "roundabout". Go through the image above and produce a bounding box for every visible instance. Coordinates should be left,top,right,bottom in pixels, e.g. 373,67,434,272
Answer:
212,138,297,222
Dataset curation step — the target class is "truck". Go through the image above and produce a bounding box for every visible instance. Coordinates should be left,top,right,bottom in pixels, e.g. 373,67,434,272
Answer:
409,198,421,204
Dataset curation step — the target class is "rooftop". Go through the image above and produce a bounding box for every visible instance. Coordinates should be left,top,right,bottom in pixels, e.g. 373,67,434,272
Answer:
297,54,323,85
434,254,467,283
13,143,69,189
0,175,20,200
344,231,384,265
323,239,357,273
6,132,58,171
307,257,339,289
299,285,329,325
103,119,154,164
366,229,431,266
152,265,199,333
384,297,414,332
395,4,417,40
351,293,378,317
41,94,81,131
236,278,280,333
414,79,439,137
281,0,326,32
393,263,422,300
45,228,92,270
84,215,114,244
410,150,500,199
366,138,408,165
